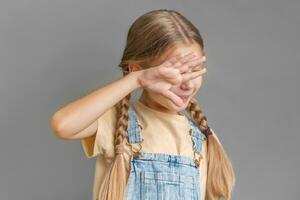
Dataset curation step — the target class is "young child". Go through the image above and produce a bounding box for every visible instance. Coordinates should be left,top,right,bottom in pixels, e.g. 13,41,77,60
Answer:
51,9,235,200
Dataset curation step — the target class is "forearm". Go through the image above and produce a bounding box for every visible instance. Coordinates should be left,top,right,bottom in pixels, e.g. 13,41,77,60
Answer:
51,71,142,137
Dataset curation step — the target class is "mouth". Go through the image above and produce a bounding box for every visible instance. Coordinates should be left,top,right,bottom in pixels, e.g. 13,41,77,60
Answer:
177,95,191,102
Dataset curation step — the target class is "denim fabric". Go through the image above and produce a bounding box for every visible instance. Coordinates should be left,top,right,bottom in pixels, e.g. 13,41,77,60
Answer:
187,119,207,155
127,106,144,144
125,105,206,200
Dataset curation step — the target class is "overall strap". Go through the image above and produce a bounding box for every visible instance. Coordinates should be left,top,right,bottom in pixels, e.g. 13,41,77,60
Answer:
186,117,207,155
127,105,143,144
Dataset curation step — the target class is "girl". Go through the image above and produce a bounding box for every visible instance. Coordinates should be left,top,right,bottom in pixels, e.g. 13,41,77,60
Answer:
51,9,235,200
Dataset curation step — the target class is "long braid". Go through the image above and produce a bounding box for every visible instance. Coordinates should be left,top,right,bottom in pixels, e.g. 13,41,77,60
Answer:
98,8,236,200
186,98,235,200
186,98,212,137
97,69,131,200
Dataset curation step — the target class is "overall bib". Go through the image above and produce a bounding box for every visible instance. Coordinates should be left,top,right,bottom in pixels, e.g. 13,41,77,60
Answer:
124,105,207,200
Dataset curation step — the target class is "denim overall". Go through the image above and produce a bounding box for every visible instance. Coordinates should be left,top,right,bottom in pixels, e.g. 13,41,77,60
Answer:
124,105,207,200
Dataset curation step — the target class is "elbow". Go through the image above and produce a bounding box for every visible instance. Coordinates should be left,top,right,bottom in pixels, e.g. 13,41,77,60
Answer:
50,112,70,140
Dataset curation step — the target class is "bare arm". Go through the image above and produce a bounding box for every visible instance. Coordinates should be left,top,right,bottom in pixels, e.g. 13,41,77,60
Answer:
50,71,142,140
51,51,206,140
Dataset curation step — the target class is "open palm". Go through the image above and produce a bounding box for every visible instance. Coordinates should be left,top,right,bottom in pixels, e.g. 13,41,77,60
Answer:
137,52,207,106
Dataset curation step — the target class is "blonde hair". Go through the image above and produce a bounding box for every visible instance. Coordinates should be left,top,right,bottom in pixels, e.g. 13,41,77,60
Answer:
99,9,235,200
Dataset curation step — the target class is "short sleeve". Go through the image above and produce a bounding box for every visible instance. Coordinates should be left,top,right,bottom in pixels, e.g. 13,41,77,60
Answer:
80,104,118,159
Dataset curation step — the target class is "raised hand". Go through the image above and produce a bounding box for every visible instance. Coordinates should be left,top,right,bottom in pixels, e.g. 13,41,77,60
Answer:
137,51,207,107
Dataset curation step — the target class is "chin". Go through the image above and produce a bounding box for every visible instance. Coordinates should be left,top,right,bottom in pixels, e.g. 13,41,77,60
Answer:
165,97,190,112
153,93,193,113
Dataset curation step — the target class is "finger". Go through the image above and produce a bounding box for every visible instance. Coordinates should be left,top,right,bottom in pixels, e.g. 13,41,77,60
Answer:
178,52,198,64
167,53,185,65
160,89,184,107
157,65,181,79
157,66,183,85
168,54,198,70
184,67,207,81
167,51,196,66
177,56,205,73
164,52,199,73
173,54,199,71
177,64,190,74
185,56,206,70
180,55,205,65
173,51,196,61
191,63,206,72
181,68,207,81
190,60,206,72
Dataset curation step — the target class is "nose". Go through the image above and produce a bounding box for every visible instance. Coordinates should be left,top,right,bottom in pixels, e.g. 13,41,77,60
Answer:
180,80,193,90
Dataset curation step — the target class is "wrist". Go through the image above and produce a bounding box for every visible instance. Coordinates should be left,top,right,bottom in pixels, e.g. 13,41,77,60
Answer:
126,70,143,91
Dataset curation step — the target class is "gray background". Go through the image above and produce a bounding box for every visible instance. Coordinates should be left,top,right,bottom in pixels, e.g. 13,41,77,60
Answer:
1,0,299,199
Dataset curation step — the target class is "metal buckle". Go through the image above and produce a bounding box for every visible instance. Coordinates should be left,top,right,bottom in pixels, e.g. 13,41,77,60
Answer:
194,152,203,167
191,129,203,168
132,143,142,159
127,138,144,159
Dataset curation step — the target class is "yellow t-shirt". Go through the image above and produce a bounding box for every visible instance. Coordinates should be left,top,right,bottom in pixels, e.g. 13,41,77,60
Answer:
81,100,221,200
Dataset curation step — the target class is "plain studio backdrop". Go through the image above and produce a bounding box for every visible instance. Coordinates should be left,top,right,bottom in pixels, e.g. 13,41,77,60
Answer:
1,0,299,199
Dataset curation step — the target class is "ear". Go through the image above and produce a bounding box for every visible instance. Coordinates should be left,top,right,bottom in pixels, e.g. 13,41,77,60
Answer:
128,63,142,72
